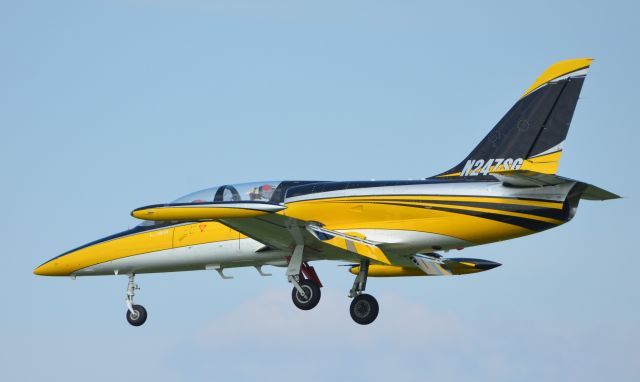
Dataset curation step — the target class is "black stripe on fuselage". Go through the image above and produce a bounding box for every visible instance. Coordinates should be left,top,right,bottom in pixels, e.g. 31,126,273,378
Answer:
344,198,568,221
362,201,559,231
429,205,558,231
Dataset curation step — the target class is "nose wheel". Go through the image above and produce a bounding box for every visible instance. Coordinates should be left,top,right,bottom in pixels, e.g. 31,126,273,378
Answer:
291,279,321,310
287,245,323,311
125,274,148,327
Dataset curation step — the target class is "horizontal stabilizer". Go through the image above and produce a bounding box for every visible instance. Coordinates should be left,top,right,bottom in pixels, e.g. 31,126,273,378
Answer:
306,225,391,265
131,202,285,221
580,184,621,201
493,170,570,187
493,170,620,200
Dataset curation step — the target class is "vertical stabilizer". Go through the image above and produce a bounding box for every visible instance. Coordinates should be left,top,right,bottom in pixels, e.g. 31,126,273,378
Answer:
435,58,592,178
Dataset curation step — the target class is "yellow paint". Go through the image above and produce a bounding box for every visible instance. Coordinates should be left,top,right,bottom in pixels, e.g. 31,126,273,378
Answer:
34,222,245,276
132,206,269,221
521,58,592,98
351,262,487,277
172,221,242,247
34,227,175,276
323,235,391,264
336,195,563,209
285,195,561,244
440,151,564,178
367,200,564,225
350,265,426,277
518,150,563,174
527,150,563,162
437,172,462,177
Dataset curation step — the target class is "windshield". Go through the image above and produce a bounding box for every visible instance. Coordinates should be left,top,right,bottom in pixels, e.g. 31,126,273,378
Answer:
172,181,283,204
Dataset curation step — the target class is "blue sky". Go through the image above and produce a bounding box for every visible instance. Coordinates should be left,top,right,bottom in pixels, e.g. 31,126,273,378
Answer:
2,0,638,381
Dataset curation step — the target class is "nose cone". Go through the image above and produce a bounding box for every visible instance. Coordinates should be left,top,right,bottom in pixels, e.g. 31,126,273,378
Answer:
33,263,49,275
33,253,74,276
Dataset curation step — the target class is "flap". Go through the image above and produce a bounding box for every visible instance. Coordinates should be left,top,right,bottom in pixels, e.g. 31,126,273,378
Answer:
306,225,391,265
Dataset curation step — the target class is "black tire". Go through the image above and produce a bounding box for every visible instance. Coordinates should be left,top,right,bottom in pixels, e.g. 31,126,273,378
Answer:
291,280,321,310
126,304,148,326
350,294,379,325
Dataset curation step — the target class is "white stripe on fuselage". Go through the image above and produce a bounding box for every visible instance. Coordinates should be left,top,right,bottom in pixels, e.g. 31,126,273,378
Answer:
285,181,574,204
73,238,283,276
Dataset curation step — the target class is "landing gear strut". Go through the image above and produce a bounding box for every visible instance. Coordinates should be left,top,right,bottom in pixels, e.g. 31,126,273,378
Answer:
348,260,379,325
125,274,147,327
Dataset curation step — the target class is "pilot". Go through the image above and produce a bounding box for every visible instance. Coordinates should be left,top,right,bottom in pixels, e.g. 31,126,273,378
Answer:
249,184,274,201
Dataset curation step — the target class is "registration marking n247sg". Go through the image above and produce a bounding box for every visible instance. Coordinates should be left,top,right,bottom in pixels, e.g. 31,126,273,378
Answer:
461,158,523,176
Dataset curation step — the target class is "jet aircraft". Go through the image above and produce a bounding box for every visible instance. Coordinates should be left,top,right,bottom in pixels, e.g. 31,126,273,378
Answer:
35,58,619,326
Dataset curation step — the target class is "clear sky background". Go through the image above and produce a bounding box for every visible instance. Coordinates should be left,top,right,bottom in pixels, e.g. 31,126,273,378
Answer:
1,0,638,381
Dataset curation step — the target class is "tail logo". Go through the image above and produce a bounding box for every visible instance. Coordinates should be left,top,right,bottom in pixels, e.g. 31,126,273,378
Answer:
461,158,524,176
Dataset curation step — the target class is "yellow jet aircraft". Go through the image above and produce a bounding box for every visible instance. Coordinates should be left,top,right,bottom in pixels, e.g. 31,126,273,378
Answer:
34,58,618,326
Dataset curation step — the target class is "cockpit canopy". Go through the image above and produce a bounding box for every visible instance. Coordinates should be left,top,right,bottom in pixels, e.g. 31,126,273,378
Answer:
172,181,283,204
136,181,323,228
171,180,327,205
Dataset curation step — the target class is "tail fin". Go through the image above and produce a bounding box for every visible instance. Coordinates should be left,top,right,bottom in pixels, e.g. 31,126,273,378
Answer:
435,58,592,178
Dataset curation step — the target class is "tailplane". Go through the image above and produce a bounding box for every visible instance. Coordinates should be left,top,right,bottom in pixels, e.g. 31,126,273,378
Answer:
435,58,592,178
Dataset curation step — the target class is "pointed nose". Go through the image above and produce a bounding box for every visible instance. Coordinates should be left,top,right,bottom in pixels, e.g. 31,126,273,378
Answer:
33,225,175,277
33,254,72,276
33,264,47,275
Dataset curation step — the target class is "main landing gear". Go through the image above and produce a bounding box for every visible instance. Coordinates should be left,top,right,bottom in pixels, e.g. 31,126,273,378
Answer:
348,260,379,325
125,274,147,327
286,245,379,325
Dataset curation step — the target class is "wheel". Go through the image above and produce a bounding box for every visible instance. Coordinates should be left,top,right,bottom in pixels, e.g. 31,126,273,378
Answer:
126,304,148,326
350,294,379,325
291,279,321,310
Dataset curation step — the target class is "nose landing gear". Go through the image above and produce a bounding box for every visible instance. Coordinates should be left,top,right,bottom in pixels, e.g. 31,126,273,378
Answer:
125,274,147,327
288,255,323,311
287,244,323,311
291,279,321,310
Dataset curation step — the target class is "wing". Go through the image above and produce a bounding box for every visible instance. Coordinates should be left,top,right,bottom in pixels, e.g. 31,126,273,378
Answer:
132,202,392,265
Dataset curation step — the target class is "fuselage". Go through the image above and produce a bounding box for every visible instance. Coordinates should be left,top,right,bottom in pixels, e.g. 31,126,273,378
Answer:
33,179,578,277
